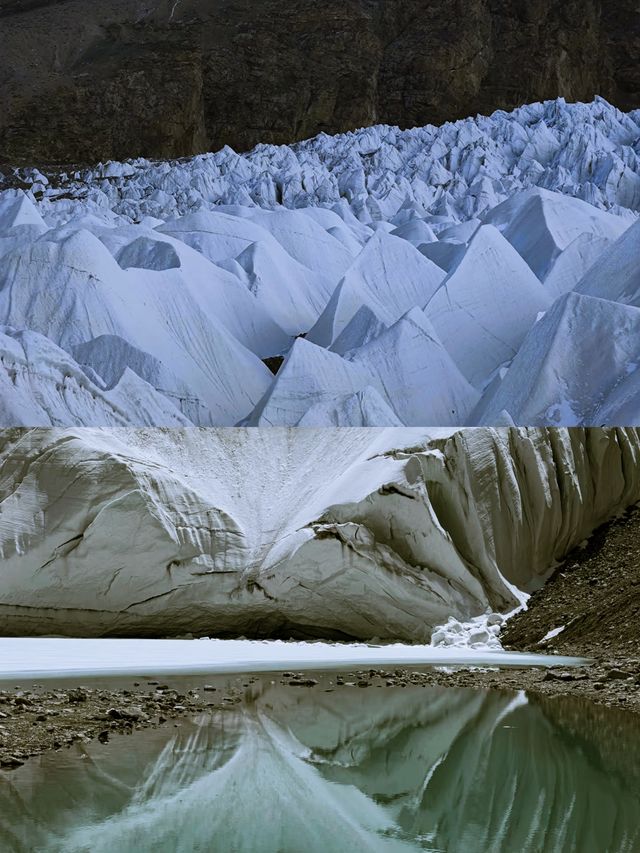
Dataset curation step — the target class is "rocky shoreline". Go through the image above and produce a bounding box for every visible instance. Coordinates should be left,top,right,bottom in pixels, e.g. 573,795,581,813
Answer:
432,504,640,714
0,676,257,770
1,661,638,771
428,660,640,715
3,504,640,770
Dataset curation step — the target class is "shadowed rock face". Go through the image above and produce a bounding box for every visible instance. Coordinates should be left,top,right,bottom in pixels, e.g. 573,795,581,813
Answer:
0,0,639,164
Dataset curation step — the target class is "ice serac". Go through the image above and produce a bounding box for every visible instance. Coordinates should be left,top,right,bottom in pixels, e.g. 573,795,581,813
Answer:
0,328,190,427
246,339,373,426
576,216,640,306
417,240,466,273
348,309,480,426
159,208,336,335
296,387,403,427
425,225,552,388
0,187,38,224
476,292,640,426
307,231,445,347
243,207,356,282
328,306,388,357
156,209,275,263
1,427,639,640
390,218,438,247
0,100,639,427
543,233,613,299
219,239,332,335
19,98,640,227
71,335,203,424
248,309,481,427
0,226,274,425
483,187,630,280
99,225,291,358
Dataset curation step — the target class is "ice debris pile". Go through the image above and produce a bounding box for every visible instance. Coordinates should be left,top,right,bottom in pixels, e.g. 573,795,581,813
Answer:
1,98,640,427
430,613,505,651
1,426,639,640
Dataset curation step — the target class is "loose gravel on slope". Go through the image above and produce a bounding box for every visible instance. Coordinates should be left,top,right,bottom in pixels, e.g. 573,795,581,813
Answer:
441,503,640,714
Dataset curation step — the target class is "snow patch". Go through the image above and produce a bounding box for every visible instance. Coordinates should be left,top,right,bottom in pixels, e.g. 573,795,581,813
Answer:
537,625,566,644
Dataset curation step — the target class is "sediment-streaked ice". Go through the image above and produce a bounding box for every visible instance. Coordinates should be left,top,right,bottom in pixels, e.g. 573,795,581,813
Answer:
1,426,638,639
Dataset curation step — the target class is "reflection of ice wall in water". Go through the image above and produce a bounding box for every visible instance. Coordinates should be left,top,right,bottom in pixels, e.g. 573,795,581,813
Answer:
46,712,414,853
4,682,639,853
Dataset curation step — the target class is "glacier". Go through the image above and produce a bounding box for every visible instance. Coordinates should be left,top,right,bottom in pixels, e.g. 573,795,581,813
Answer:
0,98,639,427
1,426,639,640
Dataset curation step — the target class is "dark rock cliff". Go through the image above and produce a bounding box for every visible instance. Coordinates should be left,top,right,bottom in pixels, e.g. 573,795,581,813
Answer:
0,0,638,164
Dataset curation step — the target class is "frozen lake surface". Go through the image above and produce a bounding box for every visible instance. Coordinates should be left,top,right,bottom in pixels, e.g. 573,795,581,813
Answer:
0,638,586,680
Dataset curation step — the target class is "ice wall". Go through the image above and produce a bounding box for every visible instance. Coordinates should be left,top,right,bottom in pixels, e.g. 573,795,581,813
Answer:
0,427,638,639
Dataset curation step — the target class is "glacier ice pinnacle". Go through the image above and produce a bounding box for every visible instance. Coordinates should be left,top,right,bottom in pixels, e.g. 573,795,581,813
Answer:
1,427,639,639
0,98,639,427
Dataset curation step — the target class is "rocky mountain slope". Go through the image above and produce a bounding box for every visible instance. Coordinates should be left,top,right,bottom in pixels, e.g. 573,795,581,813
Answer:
504,504,640,661
0,0,638,164
1,426,639,639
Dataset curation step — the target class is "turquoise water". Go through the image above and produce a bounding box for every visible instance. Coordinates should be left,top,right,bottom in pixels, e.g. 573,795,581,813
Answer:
1,676,639,853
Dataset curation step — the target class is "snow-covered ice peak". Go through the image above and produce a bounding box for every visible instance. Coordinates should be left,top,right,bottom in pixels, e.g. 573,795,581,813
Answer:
0,99,639,427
